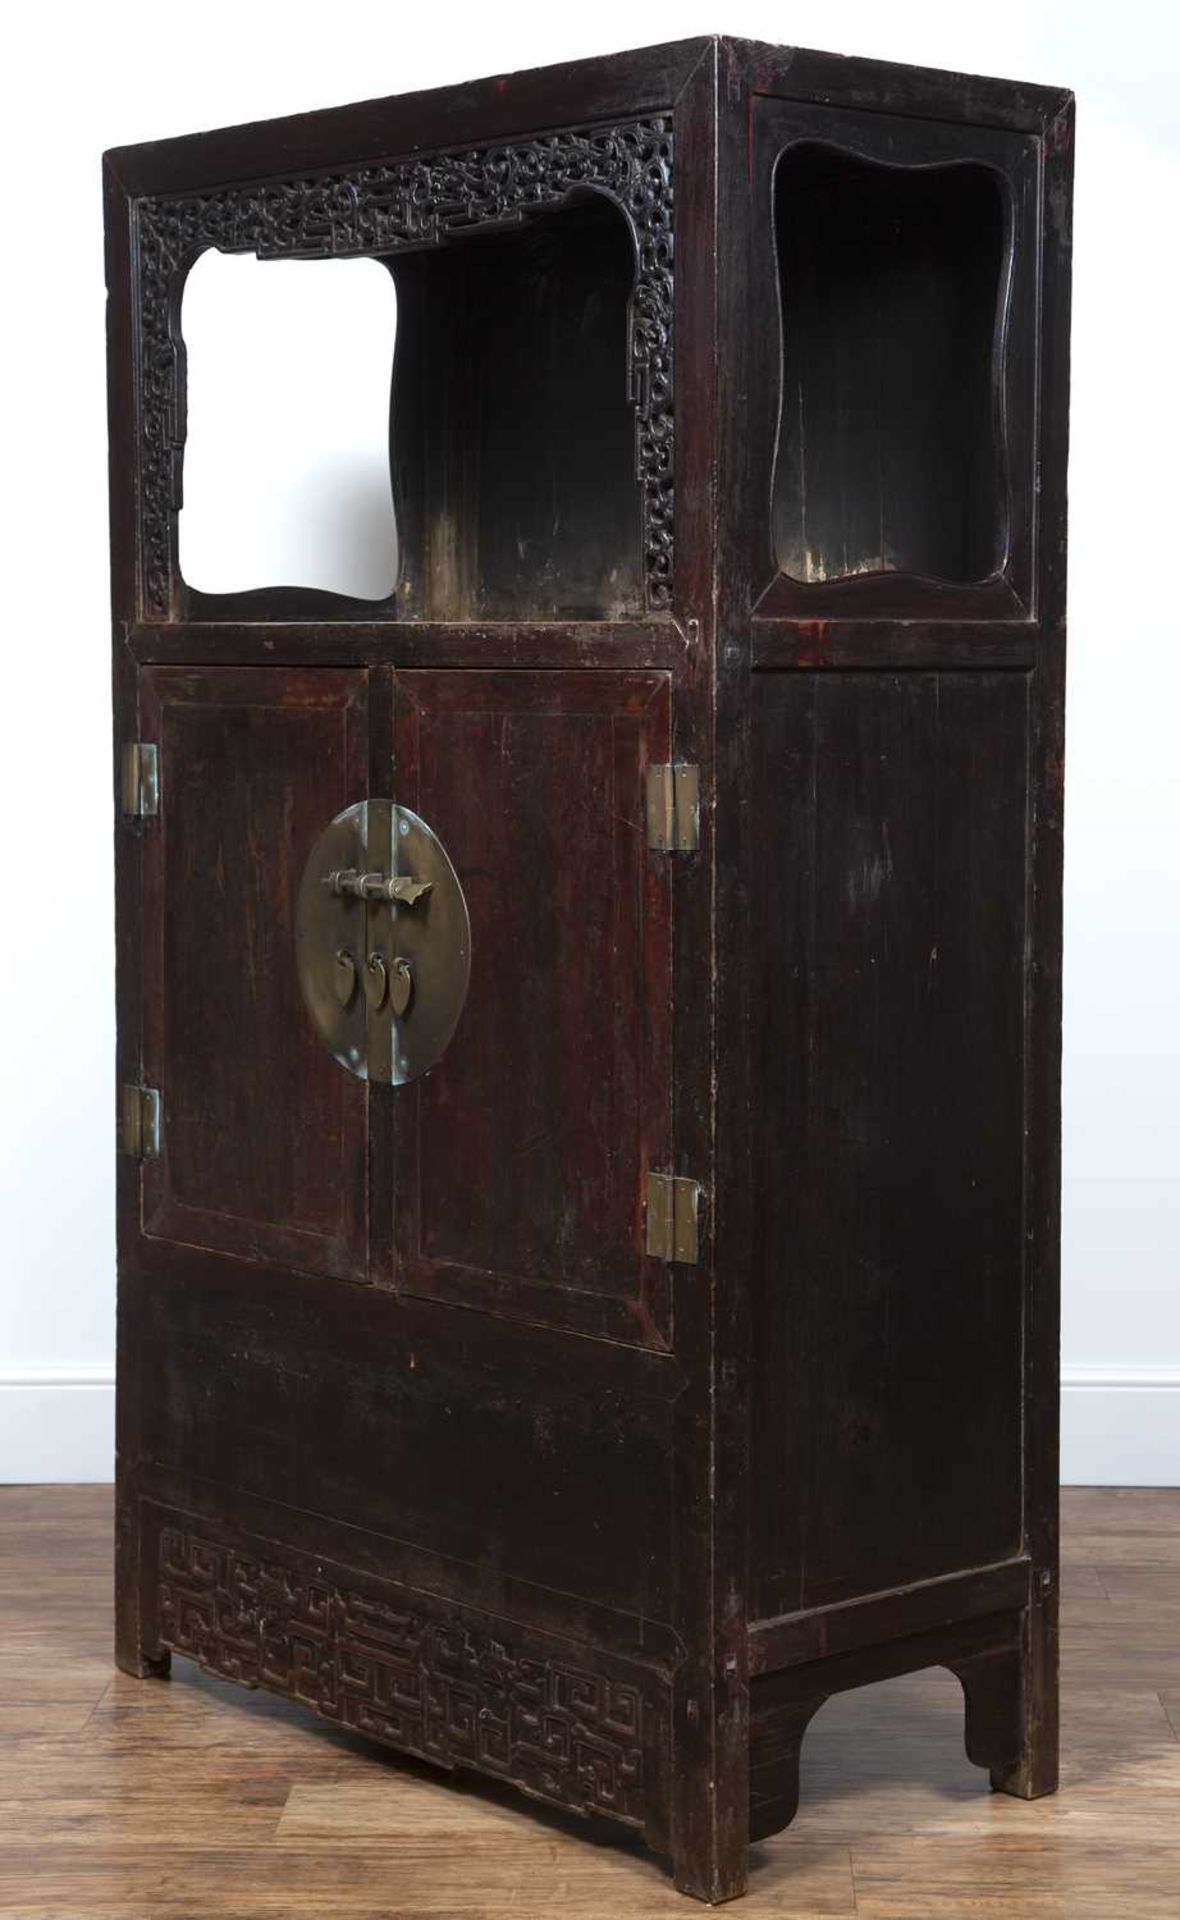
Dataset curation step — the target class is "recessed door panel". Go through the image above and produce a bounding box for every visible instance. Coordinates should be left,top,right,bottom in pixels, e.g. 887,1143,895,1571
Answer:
140,667,368,1279
389,670,673,1347
750,670,1029,1615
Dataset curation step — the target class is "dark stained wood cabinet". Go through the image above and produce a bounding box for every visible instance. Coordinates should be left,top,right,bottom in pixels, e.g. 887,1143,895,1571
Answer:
104,38,1073,1902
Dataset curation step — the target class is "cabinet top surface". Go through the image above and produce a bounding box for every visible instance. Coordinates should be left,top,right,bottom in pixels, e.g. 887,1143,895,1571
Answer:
103,36,1072,192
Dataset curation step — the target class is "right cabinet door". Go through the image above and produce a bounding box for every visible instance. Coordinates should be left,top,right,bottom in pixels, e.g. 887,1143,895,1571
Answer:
385,669,675,1351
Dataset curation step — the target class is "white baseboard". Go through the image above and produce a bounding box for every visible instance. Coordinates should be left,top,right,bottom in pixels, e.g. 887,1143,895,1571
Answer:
1,1366,1177,1487
0,1369,115,1483
1061,1367,1180,1487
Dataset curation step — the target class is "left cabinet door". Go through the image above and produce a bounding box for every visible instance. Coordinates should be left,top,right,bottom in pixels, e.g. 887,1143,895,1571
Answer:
136,667,369,1280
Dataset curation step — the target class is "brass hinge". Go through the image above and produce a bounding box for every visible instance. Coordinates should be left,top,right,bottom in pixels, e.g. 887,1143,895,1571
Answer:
121,742,159,819
646,764,700,852
646,1172,701,1264
120,1084,160,1158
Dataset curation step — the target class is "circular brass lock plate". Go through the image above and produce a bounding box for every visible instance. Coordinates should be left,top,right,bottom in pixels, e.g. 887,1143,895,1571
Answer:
296,800,471,1085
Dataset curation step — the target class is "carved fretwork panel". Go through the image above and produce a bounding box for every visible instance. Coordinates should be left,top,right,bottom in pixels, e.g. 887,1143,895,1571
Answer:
134,120,675,619
155,1520,668,1837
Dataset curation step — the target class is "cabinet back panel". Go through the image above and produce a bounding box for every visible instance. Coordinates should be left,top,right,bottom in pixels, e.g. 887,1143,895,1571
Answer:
772,147,1007,588
750,670,1029,1619
390,197,645,622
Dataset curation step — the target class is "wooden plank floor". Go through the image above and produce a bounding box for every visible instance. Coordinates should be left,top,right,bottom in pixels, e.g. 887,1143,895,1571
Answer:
1,1488,1178,1917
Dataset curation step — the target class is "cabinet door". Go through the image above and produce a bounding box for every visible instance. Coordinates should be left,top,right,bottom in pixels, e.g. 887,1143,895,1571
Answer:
387,671,673,1348
139,667,368,1280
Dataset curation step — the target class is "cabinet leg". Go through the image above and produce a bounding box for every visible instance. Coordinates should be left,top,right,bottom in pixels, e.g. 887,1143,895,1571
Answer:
114,1488,170,1681
669,1678,750,1903
671,1833,748,1906
747,1692,826,1843
953,1600,1058,1800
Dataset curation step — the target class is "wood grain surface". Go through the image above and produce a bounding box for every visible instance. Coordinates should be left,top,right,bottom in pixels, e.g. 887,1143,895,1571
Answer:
1,1485,1177,1916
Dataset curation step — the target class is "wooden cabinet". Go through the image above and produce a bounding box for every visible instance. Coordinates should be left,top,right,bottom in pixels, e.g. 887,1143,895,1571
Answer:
105,38,1073,1901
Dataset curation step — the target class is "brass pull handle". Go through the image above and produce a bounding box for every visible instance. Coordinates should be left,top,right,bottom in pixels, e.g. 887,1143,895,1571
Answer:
333,947,358,1008
363,952,388,1011
322,868,434,905
334,947,409,1018
362,954,411,1016
390,957,413,1018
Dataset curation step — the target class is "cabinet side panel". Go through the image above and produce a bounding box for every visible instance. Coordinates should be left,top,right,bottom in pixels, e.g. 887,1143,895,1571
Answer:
751,670,1028,1617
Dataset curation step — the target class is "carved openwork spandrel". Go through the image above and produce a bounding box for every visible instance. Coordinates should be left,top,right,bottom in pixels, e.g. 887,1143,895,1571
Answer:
134,120,674,618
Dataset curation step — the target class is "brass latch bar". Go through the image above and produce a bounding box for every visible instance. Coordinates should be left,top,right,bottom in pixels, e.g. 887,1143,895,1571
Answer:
322,869,433,905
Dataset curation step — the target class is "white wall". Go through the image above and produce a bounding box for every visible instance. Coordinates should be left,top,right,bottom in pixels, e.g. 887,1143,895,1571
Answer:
0,0,1176,1483
179,250,401,601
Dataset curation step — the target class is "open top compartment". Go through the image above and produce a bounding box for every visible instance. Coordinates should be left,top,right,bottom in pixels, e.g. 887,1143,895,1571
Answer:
167,184,653,623
771,144,1011,592
390,193,644,621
